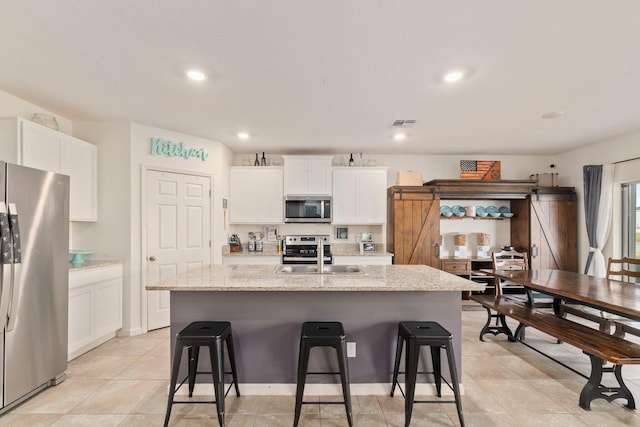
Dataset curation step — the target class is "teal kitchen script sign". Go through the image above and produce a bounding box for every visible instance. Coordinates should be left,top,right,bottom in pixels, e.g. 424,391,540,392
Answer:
150,137,209,161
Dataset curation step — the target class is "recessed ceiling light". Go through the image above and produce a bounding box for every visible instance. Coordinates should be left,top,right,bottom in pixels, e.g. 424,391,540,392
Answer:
237,132,250,140
443,70,464,83
393,132,407,142
542,111,565,119
441,66,473,83
186,69,207,81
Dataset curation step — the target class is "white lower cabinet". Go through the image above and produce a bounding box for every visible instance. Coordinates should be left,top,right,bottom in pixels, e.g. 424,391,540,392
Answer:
333,255,393,265
68,263,123,361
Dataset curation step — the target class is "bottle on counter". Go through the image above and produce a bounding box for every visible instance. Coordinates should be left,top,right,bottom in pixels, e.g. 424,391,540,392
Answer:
254,153,260,166
348,153,354,167
261,152,266,166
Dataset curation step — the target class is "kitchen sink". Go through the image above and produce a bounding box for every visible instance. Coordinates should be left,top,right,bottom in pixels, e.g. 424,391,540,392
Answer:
277,265,363,275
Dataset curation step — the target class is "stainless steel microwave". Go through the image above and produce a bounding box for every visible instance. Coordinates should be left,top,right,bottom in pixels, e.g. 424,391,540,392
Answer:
284,196,331,223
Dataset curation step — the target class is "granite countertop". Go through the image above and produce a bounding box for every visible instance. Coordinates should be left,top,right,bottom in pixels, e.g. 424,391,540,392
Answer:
145,264,484,292
331,246,394,257
69,260,124,272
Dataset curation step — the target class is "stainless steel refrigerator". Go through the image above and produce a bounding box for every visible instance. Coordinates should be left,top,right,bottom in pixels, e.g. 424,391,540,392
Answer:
0,161,69,413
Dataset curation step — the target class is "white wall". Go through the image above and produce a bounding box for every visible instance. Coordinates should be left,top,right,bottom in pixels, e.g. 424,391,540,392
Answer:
73,121,233,335
129,123,233,334
234,153,558,185
0,89,72,134
72,121,133,330
556,129,640,272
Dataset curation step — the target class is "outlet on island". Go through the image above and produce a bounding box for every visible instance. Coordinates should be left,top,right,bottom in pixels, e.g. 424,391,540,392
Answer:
347,342,356,358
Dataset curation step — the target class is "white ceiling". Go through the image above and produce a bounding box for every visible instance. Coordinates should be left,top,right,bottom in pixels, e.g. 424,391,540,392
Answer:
1,1,640,156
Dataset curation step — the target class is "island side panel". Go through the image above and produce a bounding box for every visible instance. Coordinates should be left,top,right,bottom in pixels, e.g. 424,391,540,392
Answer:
170,290,462,385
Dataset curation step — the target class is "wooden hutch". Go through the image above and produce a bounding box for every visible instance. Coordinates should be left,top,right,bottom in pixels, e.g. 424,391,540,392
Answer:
387,180,578,289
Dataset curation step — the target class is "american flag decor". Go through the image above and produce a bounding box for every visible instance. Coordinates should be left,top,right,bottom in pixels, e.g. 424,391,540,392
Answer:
460,160,501,180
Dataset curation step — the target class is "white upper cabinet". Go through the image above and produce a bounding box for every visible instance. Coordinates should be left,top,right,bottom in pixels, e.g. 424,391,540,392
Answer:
332,167,388,224
283,155,333,195
0,117,98,221
229,167,283,224
21,121,63,173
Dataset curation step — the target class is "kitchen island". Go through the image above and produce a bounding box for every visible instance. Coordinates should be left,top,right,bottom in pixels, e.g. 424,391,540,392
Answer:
147,264,483,395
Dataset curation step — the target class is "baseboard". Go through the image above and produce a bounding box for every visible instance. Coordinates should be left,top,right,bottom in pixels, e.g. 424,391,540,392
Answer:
175,382,465,396
117,326,144,337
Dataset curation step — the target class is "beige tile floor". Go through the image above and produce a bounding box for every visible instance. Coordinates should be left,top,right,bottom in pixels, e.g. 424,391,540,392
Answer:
2,309,640,426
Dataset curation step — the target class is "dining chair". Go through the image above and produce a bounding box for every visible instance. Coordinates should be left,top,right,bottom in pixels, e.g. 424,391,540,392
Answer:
492,250,553,307
491,250,553,340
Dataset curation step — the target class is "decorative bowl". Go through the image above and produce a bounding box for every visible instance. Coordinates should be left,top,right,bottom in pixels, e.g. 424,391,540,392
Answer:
489,212,502,218
502,212,515,218
442,211,453,217
455,212,465,217
477,212,488,217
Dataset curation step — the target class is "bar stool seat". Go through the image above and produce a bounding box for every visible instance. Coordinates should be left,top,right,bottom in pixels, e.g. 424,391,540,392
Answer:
164,321,240,427
390,321,464,427
294,321,353,427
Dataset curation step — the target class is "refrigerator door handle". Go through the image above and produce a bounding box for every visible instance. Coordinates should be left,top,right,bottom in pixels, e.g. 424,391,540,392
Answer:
0,202,11,326
7,203,22,332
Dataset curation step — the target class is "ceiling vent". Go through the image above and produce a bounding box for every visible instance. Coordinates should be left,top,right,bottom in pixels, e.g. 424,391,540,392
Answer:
392,119,416,127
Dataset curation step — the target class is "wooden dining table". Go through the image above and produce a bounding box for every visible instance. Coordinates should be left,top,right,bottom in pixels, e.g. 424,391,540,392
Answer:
480,268,640,410
487,269,640,321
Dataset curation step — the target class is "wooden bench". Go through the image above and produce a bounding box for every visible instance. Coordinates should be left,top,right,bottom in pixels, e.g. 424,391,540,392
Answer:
470,294,640,410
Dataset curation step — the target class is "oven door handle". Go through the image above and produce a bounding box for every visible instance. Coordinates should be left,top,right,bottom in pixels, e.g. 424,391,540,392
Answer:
283,256,318,262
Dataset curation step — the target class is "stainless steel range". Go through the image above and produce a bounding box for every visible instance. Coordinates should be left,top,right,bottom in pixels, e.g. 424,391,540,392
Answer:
282,235,332,265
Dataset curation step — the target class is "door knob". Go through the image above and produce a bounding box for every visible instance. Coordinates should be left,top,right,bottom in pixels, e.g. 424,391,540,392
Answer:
149,256,157,261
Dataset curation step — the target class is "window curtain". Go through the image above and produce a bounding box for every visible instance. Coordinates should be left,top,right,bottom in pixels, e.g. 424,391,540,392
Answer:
583,163,614,277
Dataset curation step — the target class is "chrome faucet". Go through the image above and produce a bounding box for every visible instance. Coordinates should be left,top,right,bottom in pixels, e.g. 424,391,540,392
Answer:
317,239,324,273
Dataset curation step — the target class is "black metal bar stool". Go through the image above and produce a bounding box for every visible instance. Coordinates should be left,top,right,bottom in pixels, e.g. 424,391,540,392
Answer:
164,321,240,427
294,321,353,427
390,321,464,427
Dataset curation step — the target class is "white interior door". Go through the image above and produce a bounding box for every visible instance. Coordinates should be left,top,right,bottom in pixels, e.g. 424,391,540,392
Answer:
147,170,211,330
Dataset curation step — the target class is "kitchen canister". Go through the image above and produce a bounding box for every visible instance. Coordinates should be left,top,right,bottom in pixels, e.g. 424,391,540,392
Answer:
477,233,491,258
454,233,467,258
465,206,476,217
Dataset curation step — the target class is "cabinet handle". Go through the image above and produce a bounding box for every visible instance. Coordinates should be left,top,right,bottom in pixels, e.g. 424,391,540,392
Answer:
149,256,157,261
435,243,440,258
531,244,538,258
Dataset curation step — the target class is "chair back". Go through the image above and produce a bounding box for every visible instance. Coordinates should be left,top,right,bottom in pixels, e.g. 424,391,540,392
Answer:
492,250,529,271
606,257,640,282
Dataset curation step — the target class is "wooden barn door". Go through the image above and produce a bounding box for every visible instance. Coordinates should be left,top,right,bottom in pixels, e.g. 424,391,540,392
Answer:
388,188,441,267
511,192,577,272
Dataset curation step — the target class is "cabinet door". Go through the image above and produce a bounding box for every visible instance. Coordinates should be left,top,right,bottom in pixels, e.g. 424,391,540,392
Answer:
93,277,123,338
388,190,440,267
306,158,332,195
68,286,93,356
284,158,308,195
20,120,62,172
284,156,332,195
529,196,577,271
356,169,387,224
332,169,357,224
230,168,283,223
61,136,98,221
229,168,257,223
255,168,283,223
